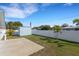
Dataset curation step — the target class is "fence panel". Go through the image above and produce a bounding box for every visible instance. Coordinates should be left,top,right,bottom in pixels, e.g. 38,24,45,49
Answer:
32,30,79,42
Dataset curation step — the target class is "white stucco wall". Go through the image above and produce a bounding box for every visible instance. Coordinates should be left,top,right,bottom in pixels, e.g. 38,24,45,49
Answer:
19,27,32,36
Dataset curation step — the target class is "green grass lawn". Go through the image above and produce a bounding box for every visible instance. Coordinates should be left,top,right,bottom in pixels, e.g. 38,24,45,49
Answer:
24,35,79,56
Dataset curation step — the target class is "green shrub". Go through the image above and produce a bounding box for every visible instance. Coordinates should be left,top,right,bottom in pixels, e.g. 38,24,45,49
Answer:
7,29,14,36
75,27,79,30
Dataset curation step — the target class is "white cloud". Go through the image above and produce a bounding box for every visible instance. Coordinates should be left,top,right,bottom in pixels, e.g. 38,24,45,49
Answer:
5,18,11,22
0,3,38,18
9,3,19,8
24,5,38,17
0,6,25,18
64,3,73,6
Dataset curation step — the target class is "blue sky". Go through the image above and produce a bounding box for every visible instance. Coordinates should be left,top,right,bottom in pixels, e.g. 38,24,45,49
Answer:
0,3,79,27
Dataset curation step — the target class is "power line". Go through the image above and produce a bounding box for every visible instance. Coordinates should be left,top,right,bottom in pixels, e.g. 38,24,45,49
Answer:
59,14,79,20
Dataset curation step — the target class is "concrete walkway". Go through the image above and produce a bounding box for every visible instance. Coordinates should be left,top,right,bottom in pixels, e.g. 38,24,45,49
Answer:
0,38,44,56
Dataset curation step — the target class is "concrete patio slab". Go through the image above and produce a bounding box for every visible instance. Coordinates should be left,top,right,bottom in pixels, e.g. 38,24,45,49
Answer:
0,38,44,56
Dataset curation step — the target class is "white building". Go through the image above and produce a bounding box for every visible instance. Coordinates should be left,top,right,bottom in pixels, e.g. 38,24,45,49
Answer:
0,9,6,40
13,26,32,36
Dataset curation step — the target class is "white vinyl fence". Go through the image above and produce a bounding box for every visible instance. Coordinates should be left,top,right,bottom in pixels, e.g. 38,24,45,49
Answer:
32,30,79,42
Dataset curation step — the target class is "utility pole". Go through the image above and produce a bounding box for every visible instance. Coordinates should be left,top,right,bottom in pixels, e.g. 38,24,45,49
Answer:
30,22,32,28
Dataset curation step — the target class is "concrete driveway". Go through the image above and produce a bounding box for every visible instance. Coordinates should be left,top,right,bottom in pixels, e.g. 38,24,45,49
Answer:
0,38,44,56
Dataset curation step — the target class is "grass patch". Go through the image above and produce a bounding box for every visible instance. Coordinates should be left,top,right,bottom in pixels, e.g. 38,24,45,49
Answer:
24,35,79,56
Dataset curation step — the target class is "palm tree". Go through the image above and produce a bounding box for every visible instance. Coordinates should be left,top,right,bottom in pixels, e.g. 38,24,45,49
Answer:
73,18,79,26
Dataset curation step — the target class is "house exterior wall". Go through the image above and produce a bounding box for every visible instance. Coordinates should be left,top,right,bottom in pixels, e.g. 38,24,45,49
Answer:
0,9,6,40
32,30,79,42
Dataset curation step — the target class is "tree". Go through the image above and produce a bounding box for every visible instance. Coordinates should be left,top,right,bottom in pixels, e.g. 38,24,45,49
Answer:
6,21,14,29
6,21,23,29
61,23,69,27
33,25,52,30
53,25,62,32
53,25,62,38
6,21,23,36
6,22,14,36
73,18,79,26
13,21,23,28
32,27,39,30
38,25,52,30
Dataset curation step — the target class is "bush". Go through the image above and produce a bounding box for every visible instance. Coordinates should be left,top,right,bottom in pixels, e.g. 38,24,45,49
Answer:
6,29,14,36
75,27,79,30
